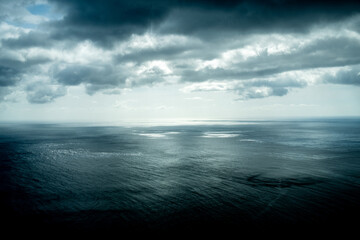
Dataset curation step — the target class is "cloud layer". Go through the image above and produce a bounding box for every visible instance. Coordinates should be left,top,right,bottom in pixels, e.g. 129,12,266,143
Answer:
0,0,360,103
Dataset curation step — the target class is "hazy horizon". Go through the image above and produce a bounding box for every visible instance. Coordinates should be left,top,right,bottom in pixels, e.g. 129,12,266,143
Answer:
1,116,360,126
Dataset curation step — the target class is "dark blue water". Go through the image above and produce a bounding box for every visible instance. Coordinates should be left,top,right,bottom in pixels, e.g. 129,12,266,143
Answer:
1,119,360,234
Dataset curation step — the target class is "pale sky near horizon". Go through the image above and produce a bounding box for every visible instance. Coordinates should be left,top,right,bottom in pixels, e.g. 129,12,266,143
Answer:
1,0,360,122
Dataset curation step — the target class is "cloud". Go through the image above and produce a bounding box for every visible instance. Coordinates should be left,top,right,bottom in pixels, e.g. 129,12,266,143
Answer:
53,64,129,95
52,60,174,94
0,66,21,87
178,35,360,83
181,72,309,99
323,66,360,85
1,31,52,49
25,81,66,103
54,64,122,86
114,33,201,64
46,0,360,44
158,1,360,38
0,87,11,102
0,0,48,25
0,0,360,104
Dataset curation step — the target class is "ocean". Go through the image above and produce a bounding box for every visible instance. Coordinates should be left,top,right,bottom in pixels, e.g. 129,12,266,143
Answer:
1,119,360,234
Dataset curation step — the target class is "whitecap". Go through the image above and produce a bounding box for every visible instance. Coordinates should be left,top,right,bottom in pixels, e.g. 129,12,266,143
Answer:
239,139,262,143
138,133,166,138
202,133,240,138
164,131,181,135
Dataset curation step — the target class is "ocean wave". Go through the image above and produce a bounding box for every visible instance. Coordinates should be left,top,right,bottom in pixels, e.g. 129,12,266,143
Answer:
239,139,263,143
202,132,240,138
137,133,167,138
164,132,181,135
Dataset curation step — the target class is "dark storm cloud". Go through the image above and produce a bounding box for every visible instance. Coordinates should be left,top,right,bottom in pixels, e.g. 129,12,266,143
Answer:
46,0,360,45
0,54,51,87
0,55,51,102
0,66,21,87
350,17,360,34
46,0,170,47
0,42,52,102
159,0,360,36
1,0,360,103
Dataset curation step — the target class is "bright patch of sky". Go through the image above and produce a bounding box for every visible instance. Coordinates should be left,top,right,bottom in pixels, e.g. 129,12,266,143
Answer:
27,4,51,16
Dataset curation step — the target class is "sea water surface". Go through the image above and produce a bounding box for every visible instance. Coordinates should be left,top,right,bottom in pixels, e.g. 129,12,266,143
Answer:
1,119,360,233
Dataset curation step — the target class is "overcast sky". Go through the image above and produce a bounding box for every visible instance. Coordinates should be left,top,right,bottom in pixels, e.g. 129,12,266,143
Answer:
0,0,360,123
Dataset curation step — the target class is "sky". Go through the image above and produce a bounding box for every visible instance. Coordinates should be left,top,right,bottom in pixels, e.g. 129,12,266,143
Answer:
0,0,360,123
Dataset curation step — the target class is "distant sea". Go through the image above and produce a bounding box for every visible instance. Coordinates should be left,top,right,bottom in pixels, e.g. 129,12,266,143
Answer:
1,119,360,235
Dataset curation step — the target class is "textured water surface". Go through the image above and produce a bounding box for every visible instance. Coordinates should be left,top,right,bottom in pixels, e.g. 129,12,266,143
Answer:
1,119,360,233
